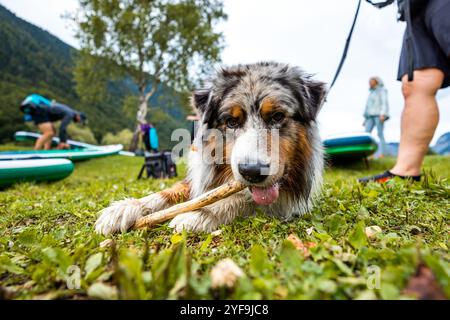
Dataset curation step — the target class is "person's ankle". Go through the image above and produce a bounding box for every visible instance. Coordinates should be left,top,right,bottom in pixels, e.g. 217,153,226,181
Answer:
389,166,421,177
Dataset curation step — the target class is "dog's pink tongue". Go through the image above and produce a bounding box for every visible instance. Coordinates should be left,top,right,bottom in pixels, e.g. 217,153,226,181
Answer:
251,184,279,205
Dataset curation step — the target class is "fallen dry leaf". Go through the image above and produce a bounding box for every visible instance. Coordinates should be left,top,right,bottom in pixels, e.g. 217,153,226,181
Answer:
287,234,317,257
210,258,244,289
402,263,446,300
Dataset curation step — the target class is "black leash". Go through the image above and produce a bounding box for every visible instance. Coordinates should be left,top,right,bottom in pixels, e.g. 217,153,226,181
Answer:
328,0,415,96
328,0,362,91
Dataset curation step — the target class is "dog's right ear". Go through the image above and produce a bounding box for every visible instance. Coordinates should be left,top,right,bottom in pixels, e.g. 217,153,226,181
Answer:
192,89,211,114
192,88,219,128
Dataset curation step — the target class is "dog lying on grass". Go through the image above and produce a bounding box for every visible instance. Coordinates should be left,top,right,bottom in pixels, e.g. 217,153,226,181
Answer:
95,62,326,235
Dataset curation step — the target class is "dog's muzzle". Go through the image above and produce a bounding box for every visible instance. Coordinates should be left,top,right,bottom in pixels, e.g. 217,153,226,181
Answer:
237,162,270,184
237,161,279,206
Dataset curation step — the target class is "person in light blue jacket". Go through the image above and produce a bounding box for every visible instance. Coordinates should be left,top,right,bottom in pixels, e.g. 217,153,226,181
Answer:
363,76,389,157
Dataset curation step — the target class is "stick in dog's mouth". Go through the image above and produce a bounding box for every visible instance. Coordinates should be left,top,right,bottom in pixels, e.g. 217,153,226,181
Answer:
133,180,246,230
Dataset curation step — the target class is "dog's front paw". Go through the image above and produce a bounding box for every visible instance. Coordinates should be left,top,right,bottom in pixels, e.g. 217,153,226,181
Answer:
95,193,164,235
168,210,219,233
95,198,144,235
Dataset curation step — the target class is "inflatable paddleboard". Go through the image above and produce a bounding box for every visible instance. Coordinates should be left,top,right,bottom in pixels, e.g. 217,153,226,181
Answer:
323,133,378,158
0,159,74,187
323,132,377,148
0,144,123,161
15,131,93,149
15,131,134,157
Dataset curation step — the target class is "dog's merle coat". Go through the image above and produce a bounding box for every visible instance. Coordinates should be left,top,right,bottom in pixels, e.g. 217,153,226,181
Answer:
95,62,326,234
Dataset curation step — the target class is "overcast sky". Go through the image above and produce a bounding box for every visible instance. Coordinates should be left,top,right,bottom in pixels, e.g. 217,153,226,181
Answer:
1,0,449,144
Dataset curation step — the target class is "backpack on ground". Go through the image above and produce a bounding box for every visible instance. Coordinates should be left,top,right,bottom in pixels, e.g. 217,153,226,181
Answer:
137,151,178,179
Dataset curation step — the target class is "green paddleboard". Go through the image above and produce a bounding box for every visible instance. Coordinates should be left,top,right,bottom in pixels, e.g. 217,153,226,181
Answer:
323,133,378,159
325,143,378,158
14,131,133,157
0,159,74,187
0,144,123,161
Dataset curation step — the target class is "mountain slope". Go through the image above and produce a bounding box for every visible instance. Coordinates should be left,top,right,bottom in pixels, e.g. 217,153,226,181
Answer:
0,4,74,96
0,4,188,147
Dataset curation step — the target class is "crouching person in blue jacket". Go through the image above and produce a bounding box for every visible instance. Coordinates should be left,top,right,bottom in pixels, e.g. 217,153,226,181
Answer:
20,94,87,150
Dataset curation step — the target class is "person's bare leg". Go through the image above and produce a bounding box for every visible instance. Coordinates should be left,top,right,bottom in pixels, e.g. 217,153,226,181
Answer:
34,122,55,150
390,68,444,176
43,124,56,150
44,140,52,150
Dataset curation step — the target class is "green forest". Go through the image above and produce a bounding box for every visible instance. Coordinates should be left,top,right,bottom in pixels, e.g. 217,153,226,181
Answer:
0,4,189,150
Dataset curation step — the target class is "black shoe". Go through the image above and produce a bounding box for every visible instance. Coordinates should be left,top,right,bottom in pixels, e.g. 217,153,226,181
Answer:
358,170,421,184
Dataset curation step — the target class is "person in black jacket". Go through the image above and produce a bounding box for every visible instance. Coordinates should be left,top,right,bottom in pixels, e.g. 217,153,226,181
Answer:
20,94,87,150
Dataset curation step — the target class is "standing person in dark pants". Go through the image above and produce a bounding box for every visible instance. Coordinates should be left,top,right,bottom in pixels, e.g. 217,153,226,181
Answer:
360,0,450,183
20,94,87,150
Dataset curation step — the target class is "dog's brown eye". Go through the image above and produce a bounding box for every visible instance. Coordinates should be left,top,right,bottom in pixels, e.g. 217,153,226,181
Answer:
271,112,285,124
225,117,240,129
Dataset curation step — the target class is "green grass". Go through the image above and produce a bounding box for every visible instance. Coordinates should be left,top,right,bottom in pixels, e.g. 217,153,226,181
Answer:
0,147,449,300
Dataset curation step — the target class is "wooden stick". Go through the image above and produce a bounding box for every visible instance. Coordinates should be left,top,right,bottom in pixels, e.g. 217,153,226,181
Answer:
133,180,246,230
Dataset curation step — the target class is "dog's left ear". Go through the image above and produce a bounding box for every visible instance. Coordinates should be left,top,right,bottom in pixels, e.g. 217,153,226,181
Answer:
303,79,327,120
282,67,327,122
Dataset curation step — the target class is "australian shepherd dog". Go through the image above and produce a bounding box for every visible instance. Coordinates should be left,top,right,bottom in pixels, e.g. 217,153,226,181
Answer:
95,62,326,235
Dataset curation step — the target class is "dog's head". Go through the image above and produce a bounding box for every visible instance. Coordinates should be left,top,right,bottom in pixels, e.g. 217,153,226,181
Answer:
193,62,326,205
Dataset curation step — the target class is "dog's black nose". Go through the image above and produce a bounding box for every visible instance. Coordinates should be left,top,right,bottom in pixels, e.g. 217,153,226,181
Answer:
238,163,269,183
